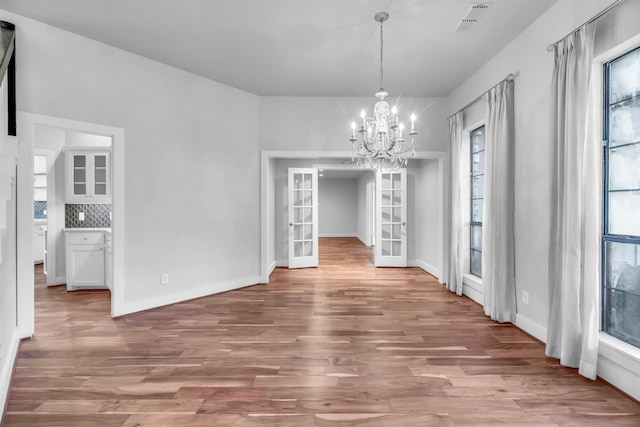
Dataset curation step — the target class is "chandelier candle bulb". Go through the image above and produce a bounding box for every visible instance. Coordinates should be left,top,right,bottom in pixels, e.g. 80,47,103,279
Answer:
349,11,417,171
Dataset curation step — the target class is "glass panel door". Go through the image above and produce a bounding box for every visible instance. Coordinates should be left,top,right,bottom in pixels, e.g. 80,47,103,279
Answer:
375,169,407,267
73,155,87,196
94,154,108,196
288,168,318,269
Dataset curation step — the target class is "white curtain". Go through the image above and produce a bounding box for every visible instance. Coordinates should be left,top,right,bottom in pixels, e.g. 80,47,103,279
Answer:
447,112,464,295
546,23,600,380
482,80,516,322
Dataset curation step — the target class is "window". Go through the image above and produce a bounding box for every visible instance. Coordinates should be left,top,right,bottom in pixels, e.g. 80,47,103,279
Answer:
470,125,485,278
602,46,640,348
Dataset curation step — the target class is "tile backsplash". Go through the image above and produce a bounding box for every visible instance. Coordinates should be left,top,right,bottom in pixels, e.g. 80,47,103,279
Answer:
34,201,47,219
65,204,111,228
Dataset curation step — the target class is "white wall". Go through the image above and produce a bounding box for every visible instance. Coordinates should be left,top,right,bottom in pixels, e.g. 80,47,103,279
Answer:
356,172,375,245
3,10,262,318
318,177,358,237
259,96,450,153
446,0,640,399
415,159,441,278
0,158,17,416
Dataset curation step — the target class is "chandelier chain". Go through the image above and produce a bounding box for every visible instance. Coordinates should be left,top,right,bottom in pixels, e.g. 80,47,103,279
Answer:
379,18,384,90
349,11,417,172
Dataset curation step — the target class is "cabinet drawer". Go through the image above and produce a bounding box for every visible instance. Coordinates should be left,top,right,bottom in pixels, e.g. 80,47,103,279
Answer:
67,232,104,245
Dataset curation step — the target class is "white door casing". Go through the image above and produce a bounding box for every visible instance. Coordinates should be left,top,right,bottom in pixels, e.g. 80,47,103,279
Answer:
375,169,407,267
288,168,318,268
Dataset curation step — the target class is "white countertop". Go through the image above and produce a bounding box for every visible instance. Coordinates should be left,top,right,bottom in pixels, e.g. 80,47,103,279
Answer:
63,228,111,234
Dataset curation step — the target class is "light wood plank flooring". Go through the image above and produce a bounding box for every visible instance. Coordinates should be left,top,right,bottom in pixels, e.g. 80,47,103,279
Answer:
3,237,640,426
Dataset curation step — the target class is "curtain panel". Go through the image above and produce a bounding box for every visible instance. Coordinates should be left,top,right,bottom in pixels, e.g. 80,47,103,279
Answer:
447,112,464,295
546,23,600,380
482,80,516,322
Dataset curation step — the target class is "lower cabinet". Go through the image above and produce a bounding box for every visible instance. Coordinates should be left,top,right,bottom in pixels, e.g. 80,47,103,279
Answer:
105,232,113,290
33,226,45,264
65,230,106,291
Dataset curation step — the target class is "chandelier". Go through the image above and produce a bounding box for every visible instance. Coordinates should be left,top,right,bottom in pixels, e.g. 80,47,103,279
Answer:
350,11,417,171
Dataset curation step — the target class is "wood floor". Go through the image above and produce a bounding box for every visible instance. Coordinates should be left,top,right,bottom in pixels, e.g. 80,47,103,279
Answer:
3,237,640,426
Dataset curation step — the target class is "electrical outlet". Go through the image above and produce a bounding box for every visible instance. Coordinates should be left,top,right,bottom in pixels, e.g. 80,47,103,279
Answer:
522,290,529,305
161,274,169,284
78,212,85,221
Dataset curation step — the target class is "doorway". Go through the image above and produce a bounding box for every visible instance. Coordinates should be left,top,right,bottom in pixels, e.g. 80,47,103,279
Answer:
16,113,125,339
260,151,447,284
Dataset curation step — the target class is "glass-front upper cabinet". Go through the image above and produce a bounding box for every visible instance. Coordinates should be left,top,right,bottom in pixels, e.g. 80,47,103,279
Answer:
65,148,111,203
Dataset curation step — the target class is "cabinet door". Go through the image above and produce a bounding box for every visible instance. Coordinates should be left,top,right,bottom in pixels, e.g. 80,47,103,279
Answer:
65,150,112,203
71,154,88,197
67,245,105,290
93,154,109,197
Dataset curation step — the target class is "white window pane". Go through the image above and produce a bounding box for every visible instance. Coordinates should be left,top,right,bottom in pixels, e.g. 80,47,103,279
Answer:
392,207,401,223
381,224,390,240
609,192,640,236
471,250,482,277
392,173,401,190
472,199,483,223
392,224,401,240
381,207,391,223
392,241,401,257
303,174,312,189
471,225,482,251
609,144,640,190
610,99,640,147
472,175,484,198
303,190,312,207
381,241,391,256
381,173,391,190
610,47,640,104
303,207,312,224
472,151,485,175
382,190,391,206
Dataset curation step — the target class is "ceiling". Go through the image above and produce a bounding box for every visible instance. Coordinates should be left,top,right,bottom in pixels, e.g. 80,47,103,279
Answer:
0,0,559,97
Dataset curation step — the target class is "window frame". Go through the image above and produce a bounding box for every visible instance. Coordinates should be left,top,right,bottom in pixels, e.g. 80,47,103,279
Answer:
470,125,485,278
601,45,640,348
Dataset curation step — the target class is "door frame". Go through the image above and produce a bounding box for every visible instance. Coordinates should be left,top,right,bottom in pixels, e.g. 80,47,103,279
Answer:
16,113,125,338
260,150,448,283
287,167,319,269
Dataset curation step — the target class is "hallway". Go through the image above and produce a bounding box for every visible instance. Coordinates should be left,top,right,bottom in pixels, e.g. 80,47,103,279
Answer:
3,238,640,426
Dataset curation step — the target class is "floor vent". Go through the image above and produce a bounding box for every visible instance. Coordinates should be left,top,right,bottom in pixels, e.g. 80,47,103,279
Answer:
456,3,492,32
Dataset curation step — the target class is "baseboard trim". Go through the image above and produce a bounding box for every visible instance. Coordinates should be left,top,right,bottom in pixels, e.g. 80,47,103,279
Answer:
0,329,20,421
112,275,262,317
462,281,483,305
318,233,357,238
46,275,65,287
414,260,440,280
598,333,640,401
514,313,547,343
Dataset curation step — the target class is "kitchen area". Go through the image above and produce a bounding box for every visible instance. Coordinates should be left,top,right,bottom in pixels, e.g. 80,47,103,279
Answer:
34,128,112,293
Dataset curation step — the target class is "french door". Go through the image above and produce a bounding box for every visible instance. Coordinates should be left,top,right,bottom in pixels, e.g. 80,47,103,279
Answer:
375,169,407,267
288,168,318,269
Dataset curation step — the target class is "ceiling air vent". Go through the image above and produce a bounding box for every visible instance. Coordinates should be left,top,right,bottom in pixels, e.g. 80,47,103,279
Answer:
455,3,492,32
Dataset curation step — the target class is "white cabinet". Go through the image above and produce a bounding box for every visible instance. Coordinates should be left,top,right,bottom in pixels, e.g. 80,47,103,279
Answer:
105,232,113,290
33,225,46,264
65,230,106,291
34,154,47,202
65,149,111,203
